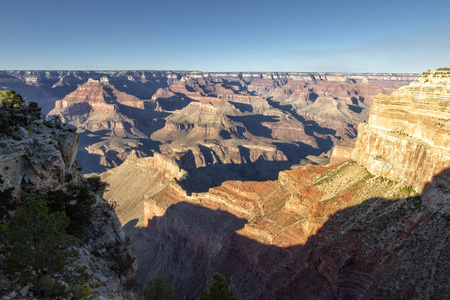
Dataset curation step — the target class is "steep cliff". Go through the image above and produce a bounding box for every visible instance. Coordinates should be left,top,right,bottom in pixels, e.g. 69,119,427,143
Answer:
0,113,136,299
0,121,80,199
107,158,449,299
352,69,450,214
101,69,449,299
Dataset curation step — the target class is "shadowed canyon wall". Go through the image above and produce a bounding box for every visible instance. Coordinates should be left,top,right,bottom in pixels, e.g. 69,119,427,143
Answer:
100,69,449,299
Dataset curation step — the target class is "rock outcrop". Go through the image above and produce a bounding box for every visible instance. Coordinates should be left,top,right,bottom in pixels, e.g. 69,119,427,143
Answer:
352,69,450,214
0,118,136,299
0,122,80,199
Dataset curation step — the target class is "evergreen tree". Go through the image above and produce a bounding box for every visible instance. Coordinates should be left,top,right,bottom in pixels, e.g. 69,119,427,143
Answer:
3,194,77,283
0,90,25,123
46,184,96,236
200,273,236,300
141,276,175,300
0,91,41,132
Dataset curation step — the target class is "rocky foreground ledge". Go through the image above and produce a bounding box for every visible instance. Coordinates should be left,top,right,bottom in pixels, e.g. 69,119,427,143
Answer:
0,117,136,299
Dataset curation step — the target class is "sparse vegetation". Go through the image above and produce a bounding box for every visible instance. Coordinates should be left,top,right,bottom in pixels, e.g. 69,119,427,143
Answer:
1,194,78,284
0,91,41,136
200,273,236,300
140,276,175,300
390,130,411,138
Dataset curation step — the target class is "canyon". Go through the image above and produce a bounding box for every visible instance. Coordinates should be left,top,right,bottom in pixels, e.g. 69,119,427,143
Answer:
3,70,449,299
100,69,449,299
1,71,416,179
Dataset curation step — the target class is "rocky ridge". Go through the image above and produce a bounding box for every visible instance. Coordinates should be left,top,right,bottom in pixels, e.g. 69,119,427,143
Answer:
0,119,136,299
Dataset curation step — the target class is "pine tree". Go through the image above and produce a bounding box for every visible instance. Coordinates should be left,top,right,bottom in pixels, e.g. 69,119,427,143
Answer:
141,276,175,300
3,194,77,283
200,273,237,300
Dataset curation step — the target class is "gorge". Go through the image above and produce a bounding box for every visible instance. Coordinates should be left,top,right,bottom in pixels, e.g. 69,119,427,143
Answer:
1,71,416,181
1,69,449,299
101,69,449,299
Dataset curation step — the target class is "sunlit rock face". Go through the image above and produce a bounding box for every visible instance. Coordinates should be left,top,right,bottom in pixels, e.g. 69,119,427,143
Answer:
105,156,449,299
352,69,450,214
1,70,417,175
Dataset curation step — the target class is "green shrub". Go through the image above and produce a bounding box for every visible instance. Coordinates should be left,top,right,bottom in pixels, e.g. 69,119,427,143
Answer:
87,176,110,193
0,187,15,210
0,91,41,134
141,276,175,300
3,194,77,284
200,273,236,300
125,277,140,291
35,275,68,298
46,184,96,237
111,249,135,277
70,283,91,300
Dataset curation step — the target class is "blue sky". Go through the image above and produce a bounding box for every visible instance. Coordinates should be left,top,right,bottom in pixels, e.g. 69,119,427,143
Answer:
1,0,449,72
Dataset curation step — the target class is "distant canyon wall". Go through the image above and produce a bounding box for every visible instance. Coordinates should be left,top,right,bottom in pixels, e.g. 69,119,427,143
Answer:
0,70,417,113
0,70,417,175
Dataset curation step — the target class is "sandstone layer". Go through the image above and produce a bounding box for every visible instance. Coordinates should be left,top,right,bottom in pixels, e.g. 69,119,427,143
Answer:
1,71,417,176
352,69,450,214
104,156,449,299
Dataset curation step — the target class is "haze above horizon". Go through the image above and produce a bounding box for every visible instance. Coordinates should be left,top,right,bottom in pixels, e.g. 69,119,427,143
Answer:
1,0,449,73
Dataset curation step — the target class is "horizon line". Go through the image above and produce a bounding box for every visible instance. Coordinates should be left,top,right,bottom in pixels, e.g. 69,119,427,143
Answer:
0,69,422,75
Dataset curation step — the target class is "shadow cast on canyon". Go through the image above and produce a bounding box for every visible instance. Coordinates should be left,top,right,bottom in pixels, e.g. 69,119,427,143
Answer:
265,96,338,137
228,115,278,139
75,105,170,174
124,169,450,299
178,141,325,194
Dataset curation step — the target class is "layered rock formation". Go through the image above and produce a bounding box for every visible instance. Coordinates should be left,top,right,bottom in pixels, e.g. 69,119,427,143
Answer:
1,71,417,175
49,77,146,136
105,157,449,299
352,69,450,214
101,69,449,299
47,78,157,173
